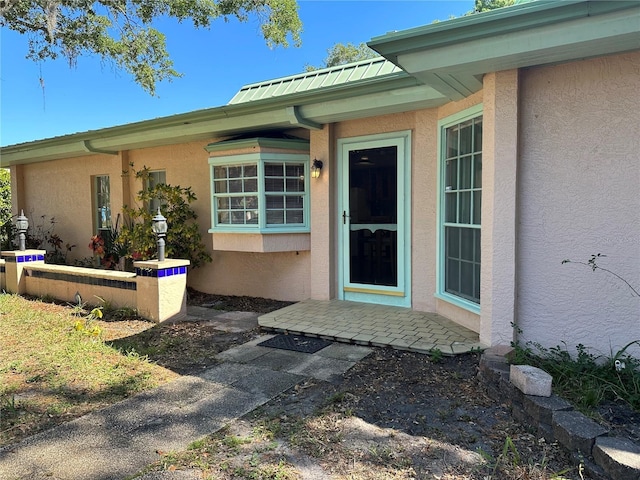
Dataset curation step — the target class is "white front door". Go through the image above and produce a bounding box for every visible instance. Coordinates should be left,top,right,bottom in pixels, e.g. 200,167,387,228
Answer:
338,132,411,307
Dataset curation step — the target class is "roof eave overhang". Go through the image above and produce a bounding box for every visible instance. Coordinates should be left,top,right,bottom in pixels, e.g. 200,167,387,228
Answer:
369,0,640,100
1,73,441,166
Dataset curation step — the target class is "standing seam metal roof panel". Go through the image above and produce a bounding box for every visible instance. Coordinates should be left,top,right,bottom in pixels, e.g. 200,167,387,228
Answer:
228,57,404,105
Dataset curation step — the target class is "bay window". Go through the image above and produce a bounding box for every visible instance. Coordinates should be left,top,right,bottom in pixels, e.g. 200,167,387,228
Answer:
209,153,310,233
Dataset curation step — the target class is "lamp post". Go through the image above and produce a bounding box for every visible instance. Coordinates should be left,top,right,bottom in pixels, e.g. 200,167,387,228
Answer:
16,210,29,251
151,207,168,262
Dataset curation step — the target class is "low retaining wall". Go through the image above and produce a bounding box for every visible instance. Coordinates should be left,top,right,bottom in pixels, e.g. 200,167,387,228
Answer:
25,263,137,309
480,347,640,480
0,249,189,323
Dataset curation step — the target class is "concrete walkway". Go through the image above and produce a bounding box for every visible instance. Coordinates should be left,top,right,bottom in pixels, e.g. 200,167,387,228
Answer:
0,334,371,480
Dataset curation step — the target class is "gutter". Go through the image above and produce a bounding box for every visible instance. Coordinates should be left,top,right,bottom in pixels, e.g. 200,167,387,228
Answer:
369,0,637,62
82,140,119,156
0,72,417,166
285,106,323,130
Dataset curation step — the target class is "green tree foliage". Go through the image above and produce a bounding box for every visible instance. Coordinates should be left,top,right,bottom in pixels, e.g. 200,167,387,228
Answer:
305,42,378,71
1,0,302,95
474,0,516,12
117,165,211,269
0,169,12,249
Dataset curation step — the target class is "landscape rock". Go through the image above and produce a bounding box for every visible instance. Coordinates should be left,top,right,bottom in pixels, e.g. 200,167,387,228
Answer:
510,364,552,397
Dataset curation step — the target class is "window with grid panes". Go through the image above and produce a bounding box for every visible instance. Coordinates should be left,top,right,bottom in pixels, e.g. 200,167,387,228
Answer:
442,113,482,305
210,154,309,232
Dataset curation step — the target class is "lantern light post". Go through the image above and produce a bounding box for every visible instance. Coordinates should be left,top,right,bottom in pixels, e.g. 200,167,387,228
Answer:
16,210,29,251
151,208,168,262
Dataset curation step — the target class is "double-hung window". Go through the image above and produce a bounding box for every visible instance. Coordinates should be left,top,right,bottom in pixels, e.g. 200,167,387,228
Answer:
439,107,482,310
210,153,310,233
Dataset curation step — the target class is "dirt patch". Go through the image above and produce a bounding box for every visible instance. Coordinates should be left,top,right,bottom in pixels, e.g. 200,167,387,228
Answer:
253,349,583,478
106,291,292,374
5,292,638,479
187,288,295,314
143,349,587,479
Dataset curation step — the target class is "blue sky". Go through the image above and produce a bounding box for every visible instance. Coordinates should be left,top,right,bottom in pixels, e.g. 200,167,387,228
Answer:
0,1,474,147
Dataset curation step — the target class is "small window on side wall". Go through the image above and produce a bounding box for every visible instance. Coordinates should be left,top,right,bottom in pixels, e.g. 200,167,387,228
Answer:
145,170,167,213
93,175,112,231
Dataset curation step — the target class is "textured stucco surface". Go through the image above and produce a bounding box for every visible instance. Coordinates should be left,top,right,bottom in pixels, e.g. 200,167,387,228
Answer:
17,153,124,259
211,233,310,253
309,123,335,300
480,70,520,347
517,51,640,356
130,141,311,301
25,264,137,309
13,140,311,302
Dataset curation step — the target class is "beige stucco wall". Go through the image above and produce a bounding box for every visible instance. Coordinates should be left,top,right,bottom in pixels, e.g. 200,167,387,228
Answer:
125,140,311,301
15,153,124,261
310,104,482,332
481,70,520,347
25,264,137,309
13,138,311,301
517,51,640,356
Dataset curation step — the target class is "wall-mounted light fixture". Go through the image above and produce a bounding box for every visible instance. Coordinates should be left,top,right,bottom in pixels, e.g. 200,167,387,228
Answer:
16,210,29,251
311,159,323,179
151,207,168,262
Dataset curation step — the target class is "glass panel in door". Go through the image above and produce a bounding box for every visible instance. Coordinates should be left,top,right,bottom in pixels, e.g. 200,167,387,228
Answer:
348,146,398,287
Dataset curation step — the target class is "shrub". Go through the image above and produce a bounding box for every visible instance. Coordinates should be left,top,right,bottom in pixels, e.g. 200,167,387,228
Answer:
511,340,640,412
0,169,11,249
116,165,211,268
13,213,75,264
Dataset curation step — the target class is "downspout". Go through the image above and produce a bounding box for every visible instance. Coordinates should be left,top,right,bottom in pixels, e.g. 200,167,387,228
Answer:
82,140,119,156
285,106,323,130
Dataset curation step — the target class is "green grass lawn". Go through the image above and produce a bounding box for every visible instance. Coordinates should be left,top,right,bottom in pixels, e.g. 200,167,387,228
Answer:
0,294,176,446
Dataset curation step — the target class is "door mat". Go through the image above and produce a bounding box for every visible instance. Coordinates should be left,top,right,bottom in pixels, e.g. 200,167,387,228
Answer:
258,334,332,354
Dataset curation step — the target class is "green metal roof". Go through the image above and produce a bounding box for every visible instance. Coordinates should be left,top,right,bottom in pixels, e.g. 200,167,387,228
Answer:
0,60,432,166
228,57,402,104
2,0,637,167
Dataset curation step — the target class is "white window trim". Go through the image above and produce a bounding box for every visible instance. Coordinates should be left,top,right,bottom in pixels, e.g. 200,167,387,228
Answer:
209,153,310,234
435,104,483,315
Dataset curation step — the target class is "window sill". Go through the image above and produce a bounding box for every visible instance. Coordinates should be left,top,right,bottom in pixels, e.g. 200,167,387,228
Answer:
210,232,310,253
434,291,481,315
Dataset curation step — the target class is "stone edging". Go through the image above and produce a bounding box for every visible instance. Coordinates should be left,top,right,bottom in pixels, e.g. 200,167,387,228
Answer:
479,347,640,480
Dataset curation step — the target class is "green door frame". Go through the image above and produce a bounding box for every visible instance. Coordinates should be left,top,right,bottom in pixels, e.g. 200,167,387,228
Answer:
337,130,412,307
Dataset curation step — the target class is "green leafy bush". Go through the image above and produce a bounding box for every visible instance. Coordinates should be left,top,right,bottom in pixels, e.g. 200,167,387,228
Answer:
0,169,11,249
116,165,211,268
10,213,75,264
